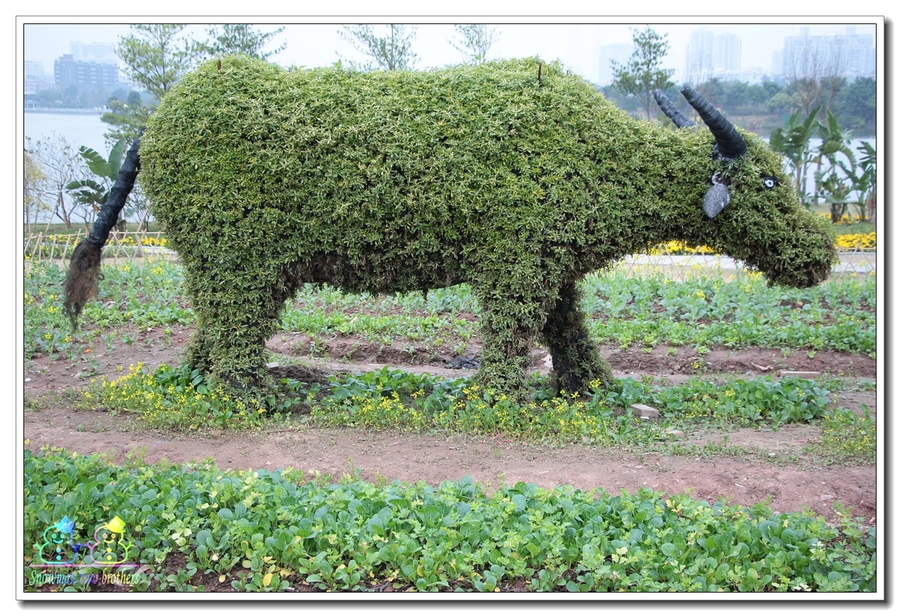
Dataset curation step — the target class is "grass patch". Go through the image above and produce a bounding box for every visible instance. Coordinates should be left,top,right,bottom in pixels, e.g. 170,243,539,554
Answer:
804,405,876,466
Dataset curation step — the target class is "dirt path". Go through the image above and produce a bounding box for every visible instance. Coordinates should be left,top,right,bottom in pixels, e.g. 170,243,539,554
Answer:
23,326,877,525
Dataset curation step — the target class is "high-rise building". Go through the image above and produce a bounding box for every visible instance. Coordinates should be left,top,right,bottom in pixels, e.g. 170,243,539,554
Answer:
24,61,53,94
69,41,118,65
597,43,632,86
779,26,875,79
713,33,741,74
685,28,715,82
686,28,744,82
25,61,45,77
54,54,119,88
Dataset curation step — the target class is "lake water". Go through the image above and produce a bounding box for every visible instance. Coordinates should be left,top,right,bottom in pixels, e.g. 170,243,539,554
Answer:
24,111,109,154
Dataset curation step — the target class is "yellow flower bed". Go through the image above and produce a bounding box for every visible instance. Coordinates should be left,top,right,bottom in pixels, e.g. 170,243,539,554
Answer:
650,232,876,256
820,212,869,224
648,241,718,256
140,236,169,247
108,235,169,247
835,232,876,250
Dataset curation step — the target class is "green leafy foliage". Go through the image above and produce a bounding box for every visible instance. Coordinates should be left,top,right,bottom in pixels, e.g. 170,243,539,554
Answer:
306,368,838,441
65,139,128,212
580,271,875,354
136,55,834,404
23,448,877,592
24,261,875,364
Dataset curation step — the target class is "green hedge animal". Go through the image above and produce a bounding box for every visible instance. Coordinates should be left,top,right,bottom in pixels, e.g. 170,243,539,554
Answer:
65,56,835,402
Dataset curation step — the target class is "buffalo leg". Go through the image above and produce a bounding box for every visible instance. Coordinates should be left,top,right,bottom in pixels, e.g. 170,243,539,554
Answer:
184,261,298,400
473,292,547,399
541,280,614,394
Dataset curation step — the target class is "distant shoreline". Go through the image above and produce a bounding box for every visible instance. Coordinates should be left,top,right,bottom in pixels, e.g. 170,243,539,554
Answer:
25,108,103,115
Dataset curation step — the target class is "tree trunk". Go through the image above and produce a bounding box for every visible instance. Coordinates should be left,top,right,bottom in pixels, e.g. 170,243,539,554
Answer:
56,189,72,229
866,192,876,224
830,202,846,223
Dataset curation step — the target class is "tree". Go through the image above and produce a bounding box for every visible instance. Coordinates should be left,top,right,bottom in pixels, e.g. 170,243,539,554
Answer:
450,24,500,64
116,24,204,102
200,24,287,60
760,78,782,99
767,92,797,114
24,150,50,234
101,91,150,145
25,134,88,228
338,24,418,71
836,77,876,131
610,26,675,120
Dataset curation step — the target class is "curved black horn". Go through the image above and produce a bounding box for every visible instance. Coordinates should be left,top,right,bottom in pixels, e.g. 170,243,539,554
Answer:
681,86,747,159
653,89,695,128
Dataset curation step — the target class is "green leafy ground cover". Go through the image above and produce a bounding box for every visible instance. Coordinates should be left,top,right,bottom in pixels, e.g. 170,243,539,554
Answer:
24,447,875,592
24,261,876,362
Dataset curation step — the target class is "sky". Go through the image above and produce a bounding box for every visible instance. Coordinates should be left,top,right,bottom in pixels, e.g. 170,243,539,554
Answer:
20,17,879,87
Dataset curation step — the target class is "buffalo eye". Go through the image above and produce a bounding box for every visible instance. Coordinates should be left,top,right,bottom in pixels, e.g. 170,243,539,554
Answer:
762,176,778,189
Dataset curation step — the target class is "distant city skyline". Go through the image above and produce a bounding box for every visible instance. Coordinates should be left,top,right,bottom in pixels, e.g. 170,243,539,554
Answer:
21,19,879,89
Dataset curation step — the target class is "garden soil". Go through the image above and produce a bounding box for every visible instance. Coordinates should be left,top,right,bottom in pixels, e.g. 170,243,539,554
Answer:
23,325,877,526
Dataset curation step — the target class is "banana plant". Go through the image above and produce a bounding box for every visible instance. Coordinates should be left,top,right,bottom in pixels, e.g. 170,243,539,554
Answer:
813,111,857,223
65,138,127,215
769,106,821,207
833,141,877,223
851,141,877,222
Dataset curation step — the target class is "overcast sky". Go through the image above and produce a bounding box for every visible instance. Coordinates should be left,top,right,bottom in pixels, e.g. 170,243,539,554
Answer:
21,18,878,86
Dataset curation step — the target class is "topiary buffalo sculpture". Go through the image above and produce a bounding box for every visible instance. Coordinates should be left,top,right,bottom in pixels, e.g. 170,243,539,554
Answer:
65,56,836,402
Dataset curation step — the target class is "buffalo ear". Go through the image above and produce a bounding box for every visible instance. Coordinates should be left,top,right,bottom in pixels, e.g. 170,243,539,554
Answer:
703,182,730,218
